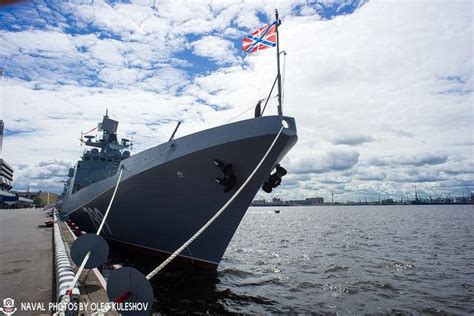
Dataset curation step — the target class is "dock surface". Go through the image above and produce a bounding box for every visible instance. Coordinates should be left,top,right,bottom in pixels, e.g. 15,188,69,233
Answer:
58,220,118,315
0,208,53,310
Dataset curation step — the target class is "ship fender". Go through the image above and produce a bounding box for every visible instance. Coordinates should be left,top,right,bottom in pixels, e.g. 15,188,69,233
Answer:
213,159,237,192
262,164,287,193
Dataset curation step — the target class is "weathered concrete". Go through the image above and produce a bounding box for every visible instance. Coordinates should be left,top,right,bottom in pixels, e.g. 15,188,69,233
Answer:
0,208,53,314
0,208,119,315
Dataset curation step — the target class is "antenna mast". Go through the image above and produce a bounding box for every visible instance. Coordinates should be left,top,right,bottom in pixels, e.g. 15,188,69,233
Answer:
275,9,283,116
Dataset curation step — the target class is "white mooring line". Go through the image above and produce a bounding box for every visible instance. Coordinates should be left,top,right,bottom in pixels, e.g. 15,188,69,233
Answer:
55,167,124,315
91,125,285,316
57,124,285,316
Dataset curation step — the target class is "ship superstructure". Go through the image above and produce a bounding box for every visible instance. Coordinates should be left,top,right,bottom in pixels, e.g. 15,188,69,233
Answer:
65,112,131,196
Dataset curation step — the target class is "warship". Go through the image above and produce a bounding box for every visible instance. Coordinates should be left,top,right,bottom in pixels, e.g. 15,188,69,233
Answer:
60,13,297,269
61,110,296,269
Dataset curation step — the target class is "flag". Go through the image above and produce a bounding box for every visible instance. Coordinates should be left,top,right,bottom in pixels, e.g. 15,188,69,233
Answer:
242,22,277,53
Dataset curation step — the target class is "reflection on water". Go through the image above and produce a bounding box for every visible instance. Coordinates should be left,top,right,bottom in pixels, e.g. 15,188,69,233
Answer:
109,205,474,314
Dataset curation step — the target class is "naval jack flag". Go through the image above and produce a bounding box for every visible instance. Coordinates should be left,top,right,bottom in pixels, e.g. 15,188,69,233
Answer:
242,22,277,53
242,9,284,116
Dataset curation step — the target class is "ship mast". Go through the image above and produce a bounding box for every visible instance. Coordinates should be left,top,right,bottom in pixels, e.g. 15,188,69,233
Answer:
275,9,283,116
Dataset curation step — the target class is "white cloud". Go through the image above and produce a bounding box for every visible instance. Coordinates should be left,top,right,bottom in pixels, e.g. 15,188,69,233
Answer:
89,39,126,66
287,149,360,174
14,160,70,192
299,6,318,17
191,36,240,65
0,30,76,55
0,1,472,201
136,67,190,93
98,67,144,85
367,153,449,167
329,134,375,146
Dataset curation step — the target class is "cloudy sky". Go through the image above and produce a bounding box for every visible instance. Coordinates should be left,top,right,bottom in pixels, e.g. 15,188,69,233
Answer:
0,0,472,202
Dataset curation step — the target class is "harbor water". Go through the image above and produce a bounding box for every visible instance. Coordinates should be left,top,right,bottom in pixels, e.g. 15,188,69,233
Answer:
111,205,473,314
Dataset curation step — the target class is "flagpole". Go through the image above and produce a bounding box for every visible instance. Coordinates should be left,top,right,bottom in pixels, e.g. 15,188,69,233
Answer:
275,9,283,116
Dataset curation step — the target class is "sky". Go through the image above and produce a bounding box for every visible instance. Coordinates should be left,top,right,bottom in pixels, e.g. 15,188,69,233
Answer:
0,0,472,202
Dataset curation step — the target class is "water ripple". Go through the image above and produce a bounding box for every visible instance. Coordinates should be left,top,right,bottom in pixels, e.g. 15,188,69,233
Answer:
110,205,474,314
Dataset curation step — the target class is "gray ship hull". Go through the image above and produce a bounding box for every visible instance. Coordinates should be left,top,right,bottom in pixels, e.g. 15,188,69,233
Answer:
62,115,297,269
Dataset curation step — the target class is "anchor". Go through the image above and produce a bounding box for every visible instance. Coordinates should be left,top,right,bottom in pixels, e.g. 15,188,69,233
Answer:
262,164,287,193
213,159,237,192
92,125,286,316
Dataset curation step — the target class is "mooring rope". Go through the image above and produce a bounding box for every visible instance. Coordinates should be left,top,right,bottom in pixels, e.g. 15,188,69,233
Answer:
95,167,124,236
223,103,256,124
224,95,279,124
55,167,124,315
146,125,284,280
56,144,172,314
91,124,285,316
63,144,173,219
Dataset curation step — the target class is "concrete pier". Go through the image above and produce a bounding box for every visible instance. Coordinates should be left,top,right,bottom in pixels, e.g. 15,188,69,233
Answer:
0,208,117,315
0,208,53,312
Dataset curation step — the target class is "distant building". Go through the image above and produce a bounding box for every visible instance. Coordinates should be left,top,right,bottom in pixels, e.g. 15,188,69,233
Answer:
252,199,267,206
251,196,325,206
272,197,283,204
0,120,13,190
0,120,18,208
304,197,324,205
14,191,58,207
15,190,38,200
37,192,59,206
0,159,13,192
0,120,34,208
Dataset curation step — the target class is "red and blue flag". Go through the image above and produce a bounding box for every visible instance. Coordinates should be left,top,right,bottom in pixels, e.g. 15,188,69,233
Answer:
242,22,277,53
